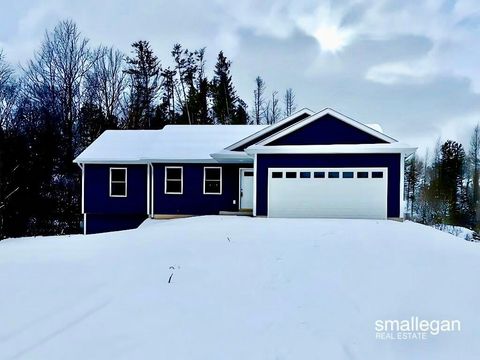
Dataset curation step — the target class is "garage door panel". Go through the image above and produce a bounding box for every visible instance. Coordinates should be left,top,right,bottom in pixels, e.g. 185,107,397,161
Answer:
268,168,387,219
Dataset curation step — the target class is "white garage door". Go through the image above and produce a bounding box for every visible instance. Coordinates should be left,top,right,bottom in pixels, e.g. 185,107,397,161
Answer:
268,167,388,219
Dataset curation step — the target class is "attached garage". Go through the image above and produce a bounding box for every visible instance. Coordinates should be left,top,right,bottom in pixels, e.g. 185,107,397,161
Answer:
267,167,388,219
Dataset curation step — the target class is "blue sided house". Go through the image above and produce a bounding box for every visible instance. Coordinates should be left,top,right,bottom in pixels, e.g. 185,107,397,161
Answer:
74,108,416,234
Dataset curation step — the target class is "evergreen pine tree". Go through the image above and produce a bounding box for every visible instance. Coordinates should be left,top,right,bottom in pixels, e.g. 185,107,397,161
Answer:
211,51,237,124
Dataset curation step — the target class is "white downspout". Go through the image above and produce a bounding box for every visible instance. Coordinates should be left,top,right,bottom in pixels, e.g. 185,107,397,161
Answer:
76,163,86,234
149,163,155,218
147,163,150,216
400,153,405,219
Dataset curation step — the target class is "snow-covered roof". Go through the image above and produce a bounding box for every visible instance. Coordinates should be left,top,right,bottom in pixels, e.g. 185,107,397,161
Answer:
74,125,268,163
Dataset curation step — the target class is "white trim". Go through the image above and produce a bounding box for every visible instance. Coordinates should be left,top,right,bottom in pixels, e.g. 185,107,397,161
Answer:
77,163,85,213
74,158,220,165
165,166,183,195
253,153,257,216
109,167,127,197
150,163,155,217
256,108,397,146
147,163,150,215
224,108,315,151
266,167,388,219
400,154,405,219
203,166,222,195
246,143,417,156
83,213,87,235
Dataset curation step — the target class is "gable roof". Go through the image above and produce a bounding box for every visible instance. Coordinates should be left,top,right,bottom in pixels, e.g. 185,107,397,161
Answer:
256,108,397,146
224,108,315,151
74,125,267,164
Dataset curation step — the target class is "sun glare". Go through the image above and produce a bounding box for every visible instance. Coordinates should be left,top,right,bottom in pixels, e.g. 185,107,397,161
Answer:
314,25,349,53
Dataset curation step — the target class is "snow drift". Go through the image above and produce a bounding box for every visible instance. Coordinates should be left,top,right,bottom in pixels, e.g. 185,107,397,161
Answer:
1,217,479,359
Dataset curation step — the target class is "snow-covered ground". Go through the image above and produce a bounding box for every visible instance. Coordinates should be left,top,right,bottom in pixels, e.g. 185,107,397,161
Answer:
433,223,475,241
1,216,480,359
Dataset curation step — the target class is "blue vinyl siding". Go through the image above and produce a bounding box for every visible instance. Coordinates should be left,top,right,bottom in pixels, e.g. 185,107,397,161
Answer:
84,164,148,233
85,213,147,234
256,153,401,217
231,112,311,151
153,163,250,215
268,114,388,145
84,164,148,214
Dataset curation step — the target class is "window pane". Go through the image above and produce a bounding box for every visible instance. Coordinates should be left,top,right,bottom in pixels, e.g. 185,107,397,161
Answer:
272,172,283,178
372,171,384,178
166,180,181,193
205,168,221,180
111,182,126,196
205,180,221,194
343,171,354,178
285,172,297,178
314,172,325,178
111,169,126,182
328,172,339,178
244,171,254,177
357,171,369,178
167,168,182,180
300,172,311,178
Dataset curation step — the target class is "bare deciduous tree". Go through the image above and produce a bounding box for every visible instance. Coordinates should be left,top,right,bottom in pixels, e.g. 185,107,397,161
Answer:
283,88,296,117
23,20,95,162
86,46,126,122
253,76,265,124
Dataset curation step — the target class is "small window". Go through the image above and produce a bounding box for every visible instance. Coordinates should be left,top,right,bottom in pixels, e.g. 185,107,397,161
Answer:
204,167,222,194
285,172,297,178
165,167,183,194
328,171,340,178
110,168,127,197
314,171,325,178
272,172,283,178
342,171,354,178
357,171,369,178
244,171,254,177
372,171,384,179
300,172,311,178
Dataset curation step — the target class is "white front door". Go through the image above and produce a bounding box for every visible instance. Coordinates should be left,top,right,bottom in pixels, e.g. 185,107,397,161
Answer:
239,169,254,210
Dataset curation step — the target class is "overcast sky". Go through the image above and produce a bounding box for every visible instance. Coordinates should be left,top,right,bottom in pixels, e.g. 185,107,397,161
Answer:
1,0,480,154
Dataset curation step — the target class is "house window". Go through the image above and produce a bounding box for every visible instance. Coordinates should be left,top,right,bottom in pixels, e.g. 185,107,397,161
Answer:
342,171,354,178
272,172,283,178
165,167,183,194
372,171,384,179
204,167,222,194
314,171,325,178
328,171,340,178
110,168,127,197
357,171,369,178
285,172,297,178
300,172,311,178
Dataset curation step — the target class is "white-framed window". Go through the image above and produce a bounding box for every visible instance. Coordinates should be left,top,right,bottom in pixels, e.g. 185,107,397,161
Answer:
165,167,183,194
109,167,127,197
203,167,222,195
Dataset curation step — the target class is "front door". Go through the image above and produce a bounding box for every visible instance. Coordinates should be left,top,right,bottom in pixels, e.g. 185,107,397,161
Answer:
239,169,254,210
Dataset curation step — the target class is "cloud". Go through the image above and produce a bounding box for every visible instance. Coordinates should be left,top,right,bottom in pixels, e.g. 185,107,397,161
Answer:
1,0,480,153
365,60,434,85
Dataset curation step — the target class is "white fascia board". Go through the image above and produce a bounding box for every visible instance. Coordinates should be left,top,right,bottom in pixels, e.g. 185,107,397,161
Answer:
256,108,398,146
246,143,417,156
224,108,315,151
76,158,220,164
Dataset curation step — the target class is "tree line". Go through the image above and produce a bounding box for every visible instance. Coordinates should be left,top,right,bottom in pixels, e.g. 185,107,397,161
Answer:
0,20,297,239
405,131,480,232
